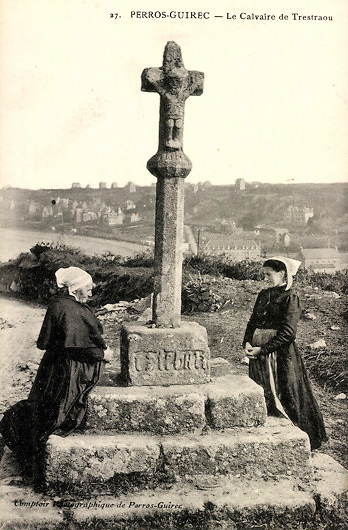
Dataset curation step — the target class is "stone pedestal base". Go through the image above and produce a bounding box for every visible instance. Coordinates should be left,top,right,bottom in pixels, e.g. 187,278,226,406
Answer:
87,371,266,434
120,321,210,386
44,418,312,494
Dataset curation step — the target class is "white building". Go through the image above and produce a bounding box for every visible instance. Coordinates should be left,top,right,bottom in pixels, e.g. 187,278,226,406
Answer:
235,178,246,190
286,206,314,226
301,248,342,273
202,233,261,260
104,208,125,226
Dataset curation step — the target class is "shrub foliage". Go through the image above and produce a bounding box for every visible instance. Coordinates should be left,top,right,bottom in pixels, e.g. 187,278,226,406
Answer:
1,245,347,304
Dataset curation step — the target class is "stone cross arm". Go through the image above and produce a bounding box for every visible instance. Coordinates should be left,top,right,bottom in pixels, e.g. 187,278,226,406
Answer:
189,71,204,96
141,68,204,98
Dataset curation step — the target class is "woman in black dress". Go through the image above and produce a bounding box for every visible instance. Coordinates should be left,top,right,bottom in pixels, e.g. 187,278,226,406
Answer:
0,266,113,485
243,256,327,450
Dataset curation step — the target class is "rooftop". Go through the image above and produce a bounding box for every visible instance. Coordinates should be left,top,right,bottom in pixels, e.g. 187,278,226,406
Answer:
301,248,340,259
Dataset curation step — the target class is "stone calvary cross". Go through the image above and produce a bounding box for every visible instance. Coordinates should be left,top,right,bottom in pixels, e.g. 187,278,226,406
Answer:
46,45,323,519
120,42,210,386
141,41,204,328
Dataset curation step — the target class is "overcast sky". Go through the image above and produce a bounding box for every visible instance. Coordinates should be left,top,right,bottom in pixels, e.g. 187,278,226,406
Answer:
1,0,347,189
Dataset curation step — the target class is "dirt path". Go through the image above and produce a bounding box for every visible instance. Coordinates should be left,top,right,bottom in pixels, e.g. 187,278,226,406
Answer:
0,297,46,411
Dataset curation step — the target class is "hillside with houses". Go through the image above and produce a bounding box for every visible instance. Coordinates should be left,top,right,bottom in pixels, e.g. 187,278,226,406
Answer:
0,180,347,272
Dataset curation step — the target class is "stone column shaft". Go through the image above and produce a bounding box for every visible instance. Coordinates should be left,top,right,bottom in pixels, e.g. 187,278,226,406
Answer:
153,177,184,327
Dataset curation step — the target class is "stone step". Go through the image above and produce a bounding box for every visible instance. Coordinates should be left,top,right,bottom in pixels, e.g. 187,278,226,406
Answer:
87,372,267,434
69,479,316,530
2,448,347,530
45,417,312,494
311,452,348,513
5,478,314,530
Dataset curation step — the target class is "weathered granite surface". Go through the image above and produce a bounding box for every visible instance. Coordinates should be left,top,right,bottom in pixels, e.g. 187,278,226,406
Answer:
87,386,205,434
71,479,315,530
160,418,312,487
45,434,160,488
152,176,185,327
0,480,314,530
2,450,347,530
44,418,312,492
311,452,348,509
88,371,266,433
0,483,64,530
120,321,210,386
203,373,267,428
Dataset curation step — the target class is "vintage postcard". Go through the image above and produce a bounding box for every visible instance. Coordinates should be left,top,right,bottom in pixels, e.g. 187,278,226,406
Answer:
0,0,347,529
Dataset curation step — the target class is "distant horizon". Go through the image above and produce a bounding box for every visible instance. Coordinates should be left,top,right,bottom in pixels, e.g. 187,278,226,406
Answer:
1,179,347,192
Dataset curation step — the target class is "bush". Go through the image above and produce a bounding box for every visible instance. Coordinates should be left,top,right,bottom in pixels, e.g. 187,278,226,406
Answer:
0,243,149,304
221,259,262,280
298,268,348,293
184,253,348,293
93,267,154,306
182,273,222,313
302,346,348,394
0,244,347,310
122,249,154,268
183,254,225,275
184,254,262,280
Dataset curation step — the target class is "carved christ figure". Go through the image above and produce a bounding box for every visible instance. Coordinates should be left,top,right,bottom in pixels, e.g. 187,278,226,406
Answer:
141,41,204,150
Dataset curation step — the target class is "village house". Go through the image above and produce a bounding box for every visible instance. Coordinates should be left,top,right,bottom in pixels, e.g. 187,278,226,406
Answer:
201,233,261,260
286,206,314,226
42,205,54,218
103,208,125,226
60,198,69,208
255,225,291,246
125,199,136,210
300,247,343,273
28,200,43,216
82,211,98,223
235,178,246,190
70,200,79,215
75,208,83,224
124,182,137,194
130,211,141,223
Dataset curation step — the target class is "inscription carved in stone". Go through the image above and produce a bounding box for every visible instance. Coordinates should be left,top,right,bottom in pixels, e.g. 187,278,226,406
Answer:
132,350,208,373
120,322,211,386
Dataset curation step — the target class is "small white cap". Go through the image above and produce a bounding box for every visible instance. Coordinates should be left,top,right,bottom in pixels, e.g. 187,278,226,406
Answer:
55,267,93,296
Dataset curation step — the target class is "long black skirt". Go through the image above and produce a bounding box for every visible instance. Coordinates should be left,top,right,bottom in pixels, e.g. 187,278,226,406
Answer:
249,329,327,450
0,350,103,475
